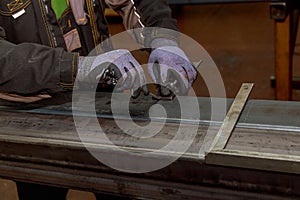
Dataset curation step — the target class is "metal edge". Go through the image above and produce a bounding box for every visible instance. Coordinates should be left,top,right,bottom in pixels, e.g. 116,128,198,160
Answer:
206,149,300,174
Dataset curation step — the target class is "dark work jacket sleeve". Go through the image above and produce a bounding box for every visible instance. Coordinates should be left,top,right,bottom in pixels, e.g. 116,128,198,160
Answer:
133,0,179,45
0,27,78,95
133,0,178,30
105,0,179,46
105,0,177,30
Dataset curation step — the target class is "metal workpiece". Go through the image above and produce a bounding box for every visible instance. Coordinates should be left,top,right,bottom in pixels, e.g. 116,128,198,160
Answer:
0,92,300,198
205,83,300,175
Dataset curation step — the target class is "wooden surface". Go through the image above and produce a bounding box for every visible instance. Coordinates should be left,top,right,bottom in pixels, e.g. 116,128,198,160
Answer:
275,15,292,100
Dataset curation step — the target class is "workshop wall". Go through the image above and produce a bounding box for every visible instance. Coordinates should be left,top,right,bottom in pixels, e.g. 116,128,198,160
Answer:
174,3,276,100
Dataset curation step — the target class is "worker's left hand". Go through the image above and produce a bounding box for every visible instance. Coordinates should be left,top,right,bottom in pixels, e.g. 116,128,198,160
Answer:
148,39,197,96
77,49,148,98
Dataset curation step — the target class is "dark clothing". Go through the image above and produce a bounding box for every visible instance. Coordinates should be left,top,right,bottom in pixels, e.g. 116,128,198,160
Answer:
1,1,178,199
0,0,178,95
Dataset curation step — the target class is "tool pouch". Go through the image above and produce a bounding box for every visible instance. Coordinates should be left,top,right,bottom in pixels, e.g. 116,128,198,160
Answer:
69,0,87,25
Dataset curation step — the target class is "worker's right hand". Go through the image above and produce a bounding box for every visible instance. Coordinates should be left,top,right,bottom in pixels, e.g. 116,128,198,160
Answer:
148,39,197,96
77,49,148,98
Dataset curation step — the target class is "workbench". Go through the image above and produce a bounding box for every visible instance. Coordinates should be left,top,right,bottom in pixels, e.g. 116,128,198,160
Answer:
0,91,299,199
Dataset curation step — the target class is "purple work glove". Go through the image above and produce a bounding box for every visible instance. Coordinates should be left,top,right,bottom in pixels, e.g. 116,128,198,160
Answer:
148,39,197,96
77,49,148,97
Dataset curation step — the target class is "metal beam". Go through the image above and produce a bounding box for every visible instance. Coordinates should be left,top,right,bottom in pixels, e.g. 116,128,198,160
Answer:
0,93,300,198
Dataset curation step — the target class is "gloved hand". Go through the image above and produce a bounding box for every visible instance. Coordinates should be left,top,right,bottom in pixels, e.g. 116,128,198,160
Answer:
77,49,148,97
148,38,197,96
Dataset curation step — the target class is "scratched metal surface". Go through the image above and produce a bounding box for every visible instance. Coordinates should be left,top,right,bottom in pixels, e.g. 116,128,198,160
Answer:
0,92,300,159
0,93,300,197
0,92,299,130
